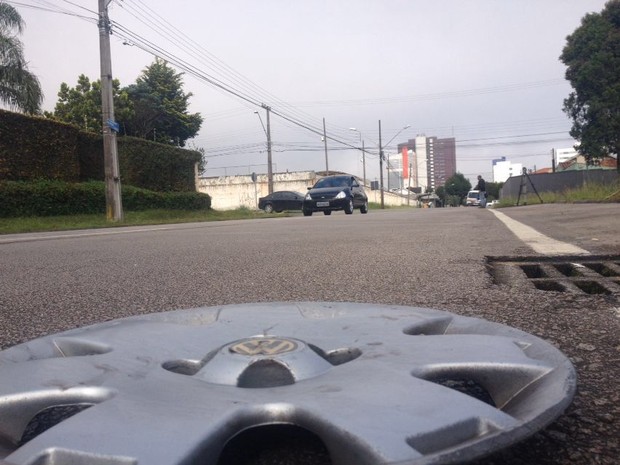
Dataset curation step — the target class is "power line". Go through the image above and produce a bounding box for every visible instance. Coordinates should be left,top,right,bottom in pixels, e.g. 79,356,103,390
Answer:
458,131,568,143
286,79,566,108
10,0,578,165
5,0,96,21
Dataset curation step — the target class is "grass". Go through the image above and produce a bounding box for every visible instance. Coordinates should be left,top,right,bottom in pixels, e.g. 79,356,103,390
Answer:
0,208,286,235
497,182,620,207
0,201,402,235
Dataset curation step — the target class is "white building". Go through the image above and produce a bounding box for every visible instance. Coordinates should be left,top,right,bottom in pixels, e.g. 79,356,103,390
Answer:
553,147,578,165
492,157,523,183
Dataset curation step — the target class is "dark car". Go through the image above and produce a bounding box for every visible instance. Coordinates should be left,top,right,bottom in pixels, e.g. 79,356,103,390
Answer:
302,175,368,216
258,191,304,213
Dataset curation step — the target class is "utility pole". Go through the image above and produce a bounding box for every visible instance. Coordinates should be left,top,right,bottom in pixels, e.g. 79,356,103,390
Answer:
254,106,274,193
323,117,329,175
98,0,123,221
378,120,385,209
263,104,274,194
387,153,390,191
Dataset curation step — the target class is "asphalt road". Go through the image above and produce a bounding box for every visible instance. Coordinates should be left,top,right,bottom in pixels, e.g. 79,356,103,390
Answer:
0,204,618,464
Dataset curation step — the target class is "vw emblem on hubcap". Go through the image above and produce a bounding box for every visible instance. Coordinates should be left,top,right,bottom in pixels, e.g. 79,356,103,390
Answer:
229,338,298,356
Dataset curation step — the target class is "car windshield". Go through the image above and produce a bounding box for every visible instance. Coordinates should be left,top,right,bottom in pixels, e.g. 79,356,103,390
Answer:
467,192,479,198
314,177,350,188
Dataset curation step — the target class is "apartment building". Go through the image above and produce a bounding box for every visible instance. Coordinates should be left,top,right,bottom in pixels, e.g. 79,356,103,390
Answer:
396,136,456,191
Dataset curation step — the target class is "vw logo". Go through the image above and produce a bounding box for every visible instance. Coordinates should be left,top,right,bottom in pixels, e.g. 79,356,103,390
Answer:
230,338,298,356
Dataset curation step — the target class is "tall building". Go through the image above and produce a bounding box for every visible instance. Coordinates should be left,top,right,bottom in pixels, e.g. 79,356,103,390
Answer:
396,136,456,191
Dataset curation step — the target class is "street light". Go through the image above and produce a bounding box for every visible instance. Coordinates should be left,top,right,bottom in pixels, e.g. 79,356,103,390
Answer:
349,128,366,186
254,105,273,194
378,122,410,209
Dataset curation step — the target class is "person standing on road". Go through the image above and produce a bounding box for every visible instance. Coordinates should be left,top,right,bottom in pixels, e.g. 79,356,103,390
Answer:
475,175,487,208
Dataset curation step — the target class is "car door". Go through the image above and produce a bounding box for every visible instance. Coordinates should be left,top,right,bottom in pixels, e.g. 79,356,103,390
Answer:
350,178,365,206
282,192,295,210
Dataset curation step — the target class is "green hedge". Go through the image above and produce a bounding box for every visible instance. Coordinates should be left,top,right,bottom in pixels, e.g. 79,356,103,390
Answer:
1,110,202,192
0,111,80,182
118,137,201,192
0,180,211,218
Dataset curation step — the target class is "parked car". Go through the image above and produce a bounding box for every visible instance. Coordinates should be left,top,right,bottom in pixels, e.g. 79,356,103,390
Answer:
302,175,368,216
258,191,304,213
465,190,481,206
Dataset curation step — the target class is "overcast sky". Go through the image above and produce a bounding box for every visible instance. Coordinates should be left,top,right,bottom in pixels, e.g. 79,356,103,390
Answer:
8,0,610,184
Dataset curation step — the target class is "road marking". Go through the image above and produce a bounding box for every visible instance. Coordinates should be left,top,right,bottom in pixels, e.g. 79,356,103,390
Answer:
0,226,175,245
490,210,590,256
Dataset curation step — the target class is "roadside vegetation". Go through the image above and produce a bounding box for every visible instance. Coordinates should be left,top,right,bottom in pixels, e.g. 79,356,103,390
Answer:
2,186,618,235
0,201,393,235
0,208,268,235
497,182,620,207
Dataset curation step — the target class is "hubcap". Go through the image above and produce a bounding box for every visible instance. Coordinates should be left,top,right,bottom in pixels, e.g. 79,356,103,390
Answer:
0,302,576,465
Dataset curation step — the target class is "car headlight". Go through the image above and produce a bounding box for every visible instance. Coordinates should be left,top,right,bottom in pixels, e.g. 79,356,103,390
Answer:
335,191,346,199
305,193,312,200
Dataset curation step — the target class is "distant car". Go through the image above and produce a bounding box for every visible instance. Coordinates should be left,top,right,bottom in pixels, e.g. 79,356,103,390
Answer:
465,190,481,206
258,191,304,213
302,175,368,216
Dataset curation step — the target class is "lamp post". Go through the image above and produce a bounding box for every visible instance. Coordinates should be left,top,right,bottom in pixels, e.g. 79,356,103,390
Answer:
349,128,366,186
254,105,273,194
378,122,411,209
323,118,329,175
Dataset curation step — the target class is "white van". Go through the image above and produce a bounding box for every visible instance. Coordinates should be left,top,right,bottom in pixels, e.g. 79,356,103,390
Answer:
466,190,480,206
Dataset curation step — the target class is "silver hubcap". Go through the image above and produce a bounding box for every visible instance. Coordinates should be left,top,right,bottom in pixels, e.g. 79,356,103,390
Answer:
0,302,576,465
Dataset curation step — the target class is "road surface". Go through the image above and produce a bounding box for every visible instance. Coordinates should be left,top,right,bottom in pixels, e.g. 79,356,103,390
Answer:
0,204,618,464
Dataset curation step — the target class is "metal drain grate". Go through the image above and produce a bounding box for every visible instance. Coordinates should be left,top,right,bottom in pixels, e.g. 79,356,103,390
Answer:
488,255,620,295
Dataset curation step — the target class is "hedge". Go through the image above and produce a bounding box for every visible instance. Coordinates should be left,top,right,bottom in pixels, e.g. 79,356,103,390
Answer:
0,180,211,218
1,109,202,192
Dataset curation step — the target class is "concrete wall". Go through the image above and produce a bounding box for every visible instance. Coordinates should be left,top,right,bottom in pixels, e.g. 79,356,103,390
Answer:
198,171,316,210
198,171,414,210
501,170,619,198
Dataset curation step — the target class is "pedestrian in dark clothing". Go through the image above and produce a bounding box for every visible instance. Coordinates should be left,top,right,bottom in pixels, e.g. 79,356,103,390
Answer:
475,175,487,207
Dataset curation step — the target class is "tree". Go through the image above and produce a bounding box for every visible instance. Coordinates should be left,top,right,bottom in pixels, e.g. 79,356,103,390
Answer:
0,1,42,113
444,172,472,205
486,181,503,200
123,59,202,146
560,0,620,170
46,74,132,132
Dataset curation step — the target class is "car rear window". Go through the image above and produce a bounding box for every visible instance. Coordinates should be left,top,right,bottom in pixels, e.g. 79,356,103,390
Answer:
314,177,349,188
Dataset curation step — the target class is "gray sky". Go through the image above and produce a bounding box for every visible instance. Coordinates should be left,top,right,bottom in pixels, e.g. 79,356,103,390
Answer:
9,0,610,184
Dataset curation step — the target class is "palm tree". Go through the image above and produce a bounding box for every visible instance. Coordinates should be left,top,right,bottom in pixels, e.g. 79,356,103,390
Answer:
0,1,42,113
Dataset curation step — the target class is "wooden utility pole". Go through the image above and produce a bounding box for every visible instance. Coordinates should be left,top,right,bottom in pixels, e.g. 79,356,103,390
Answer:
262,104,274,194
98,0,123,221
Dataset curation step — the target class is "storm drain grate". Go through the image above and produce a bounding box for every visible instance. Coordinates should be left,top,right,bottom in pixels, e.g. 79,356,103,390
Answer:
488,255,620,295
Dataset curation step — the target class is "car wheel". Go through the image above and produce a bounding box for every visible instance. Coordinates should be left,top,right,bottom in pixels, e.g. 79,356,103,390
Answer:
360,200,368,214
344,199,354,214
303,210,312,217
263,203,274,214
323,210,332,216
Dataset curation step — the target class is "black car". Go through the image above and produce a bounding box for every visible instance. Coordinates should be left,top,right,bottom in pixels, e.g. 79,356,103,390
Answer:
302,175,368,216
258,191,304,213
